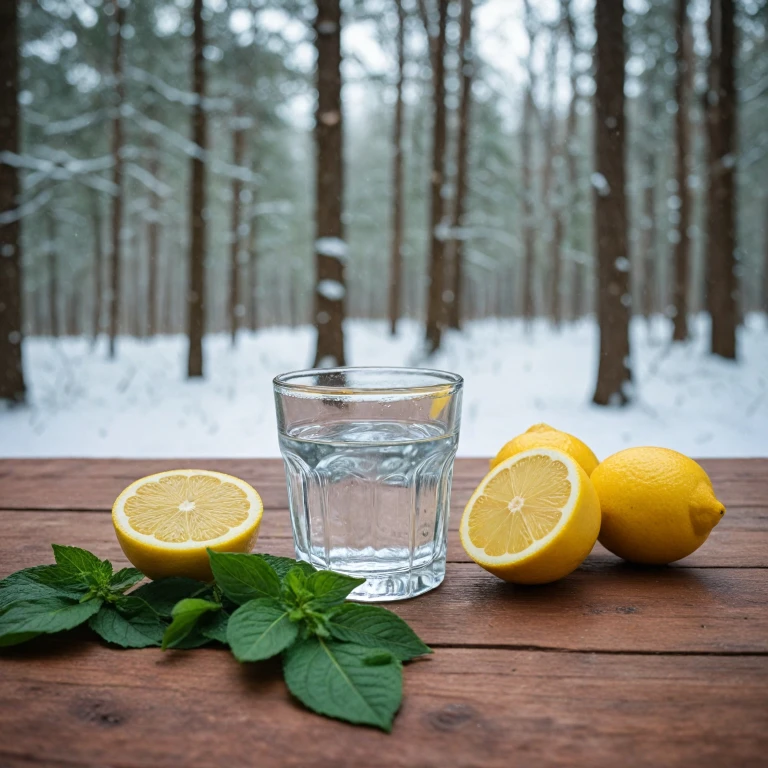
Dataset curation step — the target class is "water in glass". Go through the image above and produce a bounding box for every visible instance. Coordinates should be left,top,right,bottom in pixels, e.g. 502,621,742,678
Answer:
280,418,458,601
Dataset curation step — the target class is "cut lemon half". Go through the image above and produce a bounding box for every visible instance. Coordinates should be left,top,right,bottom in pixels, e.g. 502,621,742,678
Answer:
112,470,263,581
460,448,600,584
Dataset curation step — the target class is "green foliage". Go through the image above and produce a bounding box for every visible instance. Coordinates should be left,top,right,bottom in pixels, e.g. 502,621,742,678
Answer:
0,545,430,731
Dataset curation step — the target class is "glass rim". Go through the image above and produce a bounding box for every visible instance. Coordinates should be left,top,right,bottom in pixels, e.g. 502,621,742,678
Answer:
273,366,463,397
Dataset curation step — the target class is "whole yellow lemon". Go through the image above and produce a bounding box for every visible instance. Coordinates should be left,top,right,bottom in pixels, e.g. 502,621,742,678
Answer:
591,447,725,565
491,423,599,477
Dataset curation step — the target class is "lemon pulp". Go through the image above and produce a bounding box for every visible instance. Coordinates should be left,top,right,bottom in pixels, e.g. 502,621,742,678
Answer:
460,448,601,584
468,454,570,556
112,469,263,581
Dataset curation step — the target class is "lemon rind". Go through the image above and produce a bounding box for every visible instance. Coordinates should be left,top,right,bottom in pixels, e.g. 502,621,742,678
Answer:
112,469,263,551
460,448,581,567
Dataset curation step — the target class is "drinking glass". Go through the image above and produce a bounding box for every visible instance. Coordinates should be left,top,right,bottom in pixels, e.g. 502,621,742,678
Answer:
273,367,463,601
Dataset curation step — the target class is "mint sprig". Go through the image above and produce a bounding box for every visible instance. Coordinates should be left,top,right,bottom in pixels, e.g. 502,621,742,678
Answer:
0,545,431,732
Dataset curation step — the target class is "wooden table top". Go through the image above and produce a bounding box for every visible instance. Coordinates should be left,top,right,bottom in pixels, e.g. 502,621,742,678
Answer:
0,457,766,768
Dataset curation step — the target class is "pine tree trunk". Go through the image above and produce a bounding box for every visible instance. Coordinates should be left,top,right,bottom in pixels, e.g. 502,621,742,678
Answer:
90,190,103,344
0,0,25,402
388,0,405,337
448,0,473,331
47,214,59,339
34,287,45,338
521,2,537,327
108,0,125,359
248,192,259,332
423,0,448,353
312,0,346,367
228,116,245,346
187,0,207,377
545,13,564,327
672,0,692,342
67,281,80,337
562,0,580,324
162,252,174,334
592,0,632,406
763,196,768,316
146,145,160,338
641,99,658,321
707,0,737,359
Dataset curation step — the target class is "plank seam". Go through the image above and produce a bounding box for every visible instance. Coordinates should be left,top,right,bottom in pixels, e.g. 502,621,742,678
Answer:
427,643,768,656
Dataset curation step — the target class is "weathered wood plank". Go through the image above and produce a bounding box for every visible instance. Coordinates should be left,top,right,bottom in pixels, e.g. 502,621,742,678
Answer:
0,509,766,569
0,521,765,653
0,644,765,768
0,458,766,510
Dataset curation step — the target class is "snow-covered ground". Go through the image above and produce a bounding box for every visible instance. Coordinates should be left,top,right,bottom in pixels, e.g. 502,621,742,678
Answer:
2,316,767,459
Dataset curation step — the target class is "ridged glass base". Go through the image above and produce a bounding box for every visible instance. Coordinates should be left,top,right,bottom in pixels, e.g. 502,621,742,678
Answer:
299,554,446,602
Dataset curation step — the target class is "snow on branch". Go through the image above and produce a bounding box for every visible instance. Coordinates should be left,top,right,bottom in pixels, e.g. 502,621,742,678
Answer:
0,187,54,225
126,65,232,112
124,162,172,198
125,106,262,184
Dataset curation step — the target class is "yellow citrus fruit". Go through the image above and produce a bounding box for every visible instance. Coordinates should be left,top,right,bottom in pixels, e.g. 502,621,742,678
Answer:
591,447,725,565
491,423,599,477
460,448,601,584
112,470,263,581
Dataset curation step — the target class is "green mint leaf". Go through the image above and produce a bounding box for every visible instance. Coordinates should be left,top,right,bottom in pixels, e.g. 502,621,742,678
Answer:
283,638,402,732
259,555,316,580
52,544,111,587
304,570,366,610
363,651,397,667
162,598,221,650
280,566,310,608
130,577,212,617
227,598,298,662
0,566,82,610
89,596,166,648
208,550,281,605
200,611,229,645
109,568,144,593
0,597,103,648
326,604,432,661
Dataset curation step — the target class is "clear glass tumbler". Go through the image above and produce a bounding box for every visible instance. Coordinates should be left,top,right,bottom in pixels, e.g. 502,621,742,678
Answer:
273,367,463,601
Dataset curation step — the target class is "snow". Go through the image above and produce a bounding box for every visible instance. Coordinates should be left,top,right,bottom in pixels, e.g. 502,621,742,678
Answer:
316,279,346,301
1,315,767,459
315,237,348,260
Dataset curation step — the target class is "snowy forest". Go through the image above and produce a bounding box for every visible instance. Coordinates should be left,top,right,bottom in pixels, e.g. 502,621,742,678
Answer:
0,0,767,457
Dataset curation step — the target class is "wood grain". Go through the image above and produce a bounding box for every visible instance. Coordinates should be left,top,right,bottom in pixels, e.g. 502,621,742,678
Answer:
0,643,766,768
1,458,767,767
1,458,766,510
0,514,766,653
1,506,766,569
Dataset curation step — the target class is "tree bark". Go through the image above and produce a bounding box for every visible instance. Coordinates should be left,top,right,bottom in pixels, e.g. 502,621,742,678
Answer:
423,0,448,353
187,0,207,376
562,0,581,324
641,98,658,321
248,190,259,332
672,0,692,341
146,144,160,338
707,0,737,359
108,0,125,359
388,0,406,337
521,0,537,327
90,189,103,344
448,0,473,331
0,0,25,402
46,214,59,339
763,196,768,317
592,0,632,406
312,0,346,367
228,114,245,346
162,251,174,334
545,14,563,326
